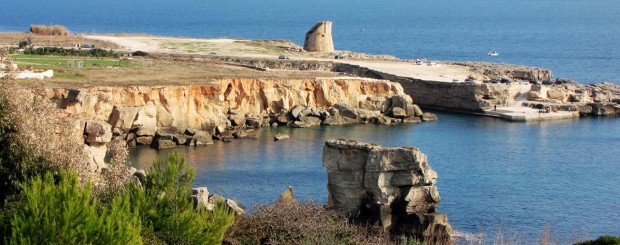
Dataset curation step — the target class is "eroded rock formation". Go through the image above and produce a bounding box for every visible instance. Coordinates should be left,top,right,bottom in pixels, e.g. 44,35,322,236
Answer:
303,21,334,52
525,81,620,116
49,77,435,149
323,139,451,243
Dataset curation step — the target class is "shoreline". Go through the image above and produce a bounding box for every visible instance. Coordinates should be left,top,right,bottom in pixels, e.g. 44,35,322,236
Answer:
2,32,619,123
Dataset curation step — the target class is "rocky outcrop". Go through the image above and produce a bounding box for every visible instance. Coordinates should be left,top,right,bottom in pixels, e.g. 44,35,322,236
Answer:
453,62,553,82
191,187,245,215
323,139,451,243
49,77,434,149
335,62,535,112
81,119,113,171
524,81,620,116
303,21,334,52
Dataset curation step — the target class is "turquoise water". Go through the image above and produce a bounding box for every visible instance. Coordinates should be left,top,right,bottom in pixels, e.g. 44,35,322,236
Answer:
2,0,619,84
130,113,620,238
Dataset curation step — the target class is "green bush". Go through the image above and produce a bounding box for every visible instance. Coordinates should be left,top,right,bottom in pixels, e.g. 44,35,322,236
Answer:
23,47,120,58
575,235,620,245
17,40,29,49
130,151,235,244
8,171,142,244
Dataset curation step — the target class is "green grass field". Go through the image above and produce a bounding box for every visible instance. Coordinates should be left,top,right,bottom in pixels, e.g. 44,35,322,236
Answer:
11,54,130,69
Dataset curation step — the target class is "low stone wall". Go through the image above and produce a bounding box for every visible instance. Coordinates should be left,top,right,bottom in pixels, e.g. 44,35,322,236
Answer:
323,139,451,243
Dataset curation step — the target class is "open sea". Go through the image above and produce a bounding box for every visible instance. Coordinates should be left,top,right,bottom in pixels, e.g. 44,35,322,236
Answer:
3,0,619,241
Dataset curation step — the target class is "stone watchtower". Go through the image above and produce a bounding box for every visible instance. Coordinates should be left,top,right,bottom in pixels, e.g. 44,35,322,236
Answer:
303,21,334,52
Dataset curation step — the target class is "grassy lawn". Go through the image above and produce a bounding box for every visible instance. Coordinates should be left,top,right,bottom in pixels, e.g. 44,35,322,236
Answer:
12,54,130,70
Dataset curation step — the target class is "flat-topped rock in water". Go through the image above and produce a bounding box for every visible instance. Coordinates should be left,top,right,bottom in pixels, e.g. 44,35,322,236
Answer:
323,139,452,243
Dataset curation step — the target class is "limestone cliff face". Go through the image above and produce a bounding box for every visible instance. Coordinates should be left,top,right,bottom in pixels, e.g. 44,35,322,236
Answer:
335,63,537,112
51,78,405,132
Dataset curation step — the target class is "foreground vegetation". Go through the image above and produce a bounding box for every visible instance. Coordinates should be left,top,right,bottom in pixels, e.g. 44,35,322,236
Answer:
0,72,235,244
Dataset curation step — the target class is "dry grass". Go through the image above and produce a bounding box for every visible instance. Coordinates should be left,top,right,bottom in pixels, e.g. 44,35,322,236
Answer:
13,56,340,88
0,51,133,191
29,25,70,36
225,201,398,245
0,32,120,49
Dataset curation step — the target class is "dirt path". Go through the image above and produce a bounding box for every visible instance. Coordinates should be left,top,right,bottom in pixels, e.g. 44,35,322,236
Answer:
84,35,281,58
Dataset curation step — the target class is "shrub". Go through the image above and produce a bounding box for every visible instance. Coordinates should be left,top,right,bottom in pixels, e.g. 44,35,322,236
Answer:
130,151,235,244
29,25,70,36
22,47,120,58
0,76,88,205
8,171,142,244
17,40,29,49
226,201,395,245
132,50,149,56
575,236,620,245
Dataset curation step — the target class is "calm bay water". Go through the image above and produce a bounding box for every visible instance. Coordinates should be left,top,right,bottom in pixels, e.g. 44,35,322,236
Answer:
130,113,620,239
4,0,619,239
2,0,619,84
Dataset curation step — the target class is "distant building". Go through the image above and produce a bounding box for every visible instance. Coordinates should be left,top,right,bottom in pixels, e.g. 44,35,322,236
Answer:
303,21,334,52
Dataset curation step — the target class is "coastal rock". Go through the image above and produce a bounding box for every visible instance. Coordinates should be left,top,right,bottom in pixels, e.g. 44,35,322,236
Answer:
151,139,176,149
290,105,306,119
390,95,413,109
403,116,423,123
277,186,297,204
135,136,153,145
411,104,424,117
192,187,211,210
53,78,414,134
232,130,247,139
421,112,438,122
323,114,360,125
390,107,407,118
360,97,389,112
151,128,179,149
192,131,214,146
245,117,262,128
322,139,451,240
83,120,112,144
226,199,245,216
115,107,141,132
297,116,322,127
84,144,107,172
274,133,289,141
547,89,566,101
228,113,246,127
134,102,158,136
333,103,359,119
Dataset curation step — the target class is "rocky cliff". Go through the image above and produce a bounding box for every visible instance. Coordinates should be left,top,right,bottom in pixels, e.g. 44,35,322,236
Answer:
50,77,434,149
526,81,620,116
323,139,451,244
335,63,539,112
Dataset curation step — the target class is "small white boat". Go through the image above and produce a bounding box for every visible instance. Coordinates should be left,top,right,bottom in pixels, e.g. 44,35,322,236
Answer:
488,51,499,57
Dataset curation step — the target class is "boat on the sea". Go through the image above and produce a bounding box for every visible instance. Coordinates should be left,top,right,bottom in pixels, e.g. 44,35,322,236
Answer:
488,51,499,57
